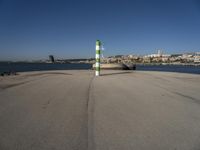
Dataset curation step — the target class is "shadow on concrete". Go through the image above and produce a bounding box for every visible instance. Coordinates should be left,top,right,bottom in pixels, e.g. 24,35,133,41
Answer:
101,71,133,76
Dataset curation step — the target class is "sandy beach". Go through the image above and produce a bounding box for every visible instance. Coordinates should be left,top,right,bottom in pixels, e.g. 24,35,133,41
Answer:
0,70,200,150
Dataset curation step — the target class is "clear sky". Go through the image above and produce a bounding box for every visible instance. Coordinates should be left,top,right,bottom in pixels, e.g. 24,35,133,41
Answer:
0,0,200,61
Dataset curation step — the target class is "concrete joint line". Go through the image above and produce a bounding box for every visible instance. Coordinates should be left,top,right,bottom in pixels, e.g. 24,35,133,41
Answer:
87,76,96,150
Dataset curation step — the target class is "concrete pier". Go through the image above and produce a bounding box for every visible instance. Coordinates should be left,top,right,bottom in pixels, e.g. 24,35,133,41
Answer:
0,70,200,150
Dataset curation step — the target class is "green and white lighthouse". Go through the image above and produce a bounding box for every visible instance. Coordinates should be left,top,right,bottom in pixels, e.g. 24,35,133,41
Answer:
95,40,101,76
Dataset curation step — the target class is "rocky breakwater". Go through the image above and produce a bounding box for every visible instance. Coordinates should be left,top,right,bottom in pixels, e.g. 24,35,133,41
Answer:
93,63,136,70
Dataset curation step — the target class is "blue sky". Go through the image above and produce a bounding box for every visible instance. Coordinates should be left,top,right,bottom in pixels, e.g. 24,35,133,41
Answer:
0,0,200,60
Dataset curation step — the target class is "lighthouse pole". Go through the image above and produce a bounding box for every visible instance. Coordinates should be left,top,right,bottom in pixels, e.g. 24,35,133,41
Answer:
95,40,101,76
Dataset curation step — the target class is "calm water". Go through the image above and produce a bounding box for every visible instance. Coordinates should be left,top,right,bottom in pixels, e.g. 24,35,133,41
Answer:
0,63,200,74
0,63,92,73
136,64,200,74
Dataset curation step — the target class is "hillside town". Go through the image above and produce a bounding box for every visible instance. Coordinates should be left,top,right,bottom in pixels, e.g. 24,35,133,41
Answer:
76,50,200,65
37,50,200,65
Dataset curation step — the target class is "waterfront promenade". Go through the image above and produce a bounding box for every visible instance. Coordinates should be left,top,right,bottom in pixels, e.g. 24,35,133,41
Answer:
0,70,200,150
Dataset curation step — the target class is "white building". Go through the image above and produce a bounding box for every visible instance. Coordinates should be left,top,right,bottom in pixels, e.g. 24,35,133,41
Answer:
194,52,200,63
146,50,170,58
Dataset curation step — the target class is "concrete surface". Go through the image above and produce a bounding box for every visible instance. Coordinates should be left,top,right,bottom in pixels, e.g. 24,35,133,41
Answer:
0,70,200,150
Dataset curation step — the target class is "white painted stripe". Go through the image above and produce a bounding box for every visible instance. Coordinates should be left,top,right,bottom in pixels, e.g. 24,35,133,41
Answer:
96,45,100,50
95,62,100,67
96,54,100,58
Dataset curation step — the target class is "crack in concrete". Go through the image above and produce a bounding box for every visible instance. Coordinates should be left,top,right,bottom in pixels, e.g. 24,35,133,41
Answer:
87,75,96,150
173,91,200,105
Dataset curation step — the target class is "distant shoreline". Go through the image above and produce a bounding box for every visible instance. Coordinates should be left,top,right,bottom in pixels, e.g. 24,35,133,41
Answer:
136,63,200,66
0,61,200,66
0,63,200,75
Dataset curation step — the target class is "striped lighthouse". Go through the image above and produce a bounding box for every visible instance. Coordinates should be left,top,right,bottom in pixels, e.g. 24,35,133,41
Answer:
95,40,101,76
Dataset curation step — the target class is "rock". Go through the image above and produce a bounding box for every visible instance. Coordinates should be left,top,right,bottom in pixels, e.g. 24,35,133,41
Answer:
92,63,130,70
